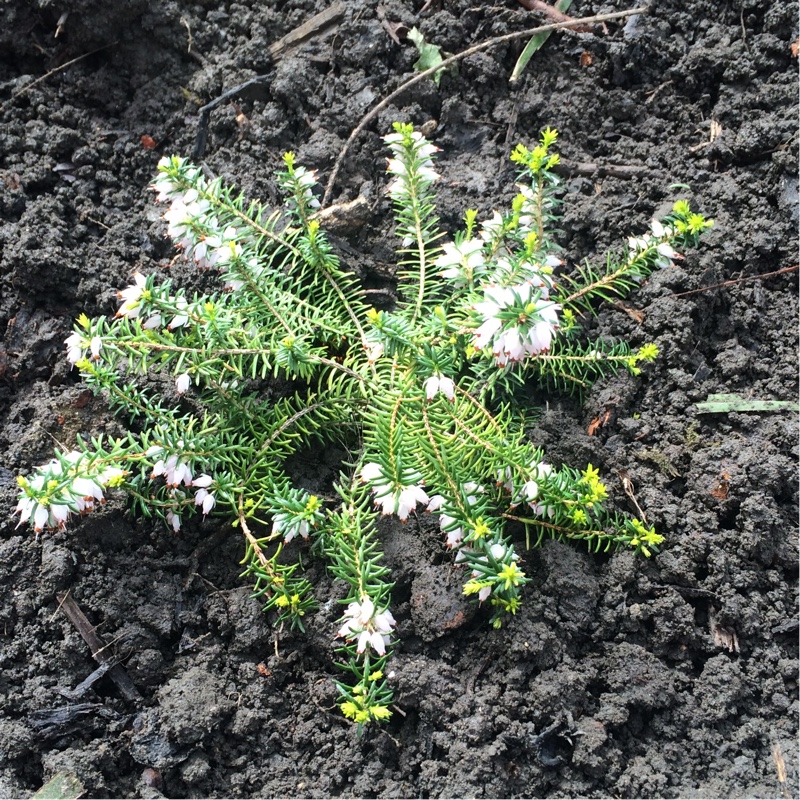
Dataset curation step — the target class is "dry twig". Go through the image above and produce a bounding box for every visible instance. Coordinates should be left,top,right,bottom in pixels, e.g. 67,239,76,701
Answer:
56,591,142,703
0,42,118,113
673,265,798,298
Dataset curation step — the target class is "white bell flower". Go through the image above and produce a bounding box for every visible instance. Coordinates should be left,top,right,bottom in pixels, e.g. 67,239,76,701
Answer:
175,373,191,395
423,373,455,402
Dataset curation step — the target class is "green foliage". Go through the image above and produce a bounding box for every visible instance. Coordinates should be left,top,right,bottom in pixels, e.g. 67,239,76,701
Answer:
510,0,574,83
15,125,711,727
407,27,452,87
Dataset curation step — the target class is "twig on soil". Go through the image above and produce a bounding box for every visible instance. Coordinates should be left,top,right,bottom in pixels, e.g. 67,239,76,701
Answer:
739,7,752,55
192,3,345,159
645,79,674,104
617,470,646,523
322,7,647,206
672,264,798,297
56,591,142,703
0,42,118,113
180,16,206,65
552,161,650,180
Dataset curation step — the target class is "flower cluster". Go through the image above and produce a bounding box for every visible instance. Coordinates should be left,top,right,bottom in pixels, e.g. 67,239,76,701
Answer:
472,281,561,367
192,474,217,516
113,272,196,331
148,448,216,531
383,129,440,202
427,483,484,550
15,452,125,532
628,218,683,271
433,238,486,286
153,157,257,294
628,518,666,557
463,541,523,603
65,328,102,365
337,596,396,656
360,462,429,521
270,492,324,544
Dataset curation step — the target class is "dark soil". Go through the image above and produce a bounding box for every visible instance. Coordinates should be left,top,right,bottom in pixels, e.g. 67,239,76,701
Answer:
0,0,797,797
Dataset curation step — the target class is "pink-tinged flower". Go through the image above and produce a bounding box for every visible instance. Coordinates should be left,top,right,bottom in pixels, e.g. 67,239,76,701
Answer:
166,510,181,532
14,495,35,528
496,466,513,492
33,504,49,532
171,461,192,487
175,373,191,394
440,514,464,549
116,273,148,318
192,236,221,270
152,454,193,487
426,494,444,512
151,455,174,479
655,241,682,269
194,488,216,515
423,373,455,402
361,462,428,521
337,596,396,656
71,476,105,506
397,485,429,521
49,503,71,530
271,512,310,543
473,316,502,351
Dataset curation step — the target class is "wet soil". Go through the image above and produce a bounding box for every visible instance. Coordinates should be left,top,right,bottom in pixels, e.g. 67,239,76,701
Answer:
0,0,797,797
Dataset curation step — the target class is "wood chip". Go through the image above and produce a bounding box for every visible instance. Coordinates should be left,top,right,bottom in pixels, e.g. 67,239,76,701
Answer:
267,3,345,61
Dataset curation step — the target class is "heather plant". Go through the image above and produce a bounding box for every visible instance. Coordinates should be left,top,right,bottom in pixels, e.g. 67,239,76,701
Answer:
15,124,711,728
